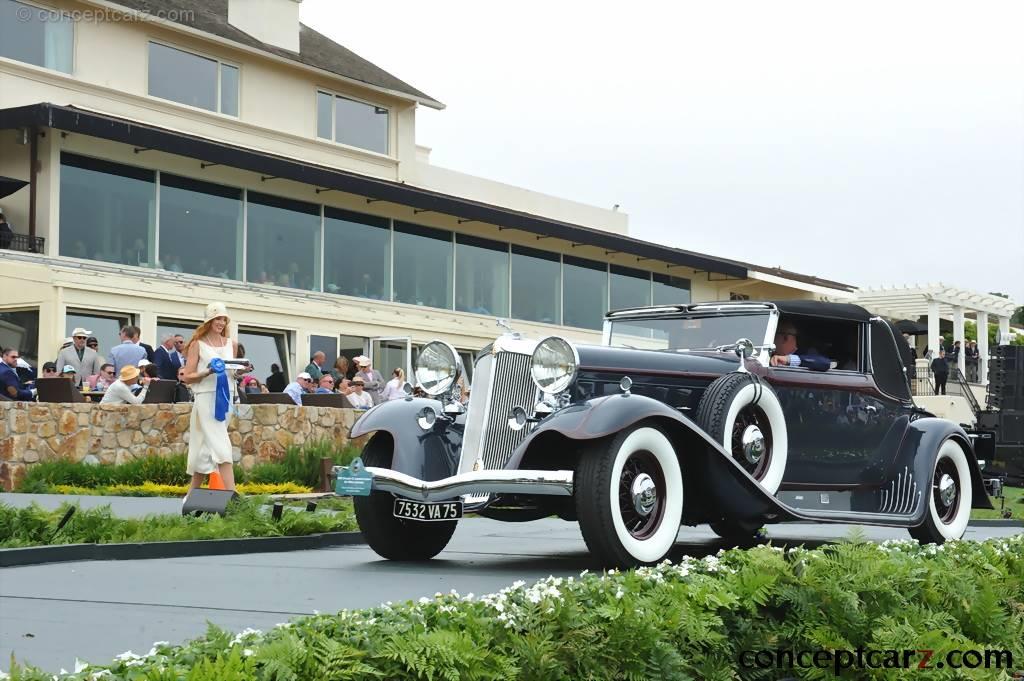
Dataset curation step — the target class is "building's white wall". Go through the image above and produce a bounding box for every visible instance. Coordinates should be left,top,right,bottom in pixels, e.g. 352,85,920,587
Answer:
0,131,30,233
915,396,977,426
227,0,301,52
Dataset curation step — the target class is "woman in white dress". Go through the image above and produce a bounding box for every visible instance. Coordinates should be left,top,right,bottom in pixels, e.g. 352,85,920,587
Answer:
381,367,407,401
182,302,238,491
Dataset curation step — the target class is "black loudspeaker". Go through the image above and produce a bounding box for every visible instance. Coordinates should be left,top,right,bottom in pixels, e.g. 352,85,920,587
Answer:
999,413,1024,444
181,489,239,516
978,411,1000,430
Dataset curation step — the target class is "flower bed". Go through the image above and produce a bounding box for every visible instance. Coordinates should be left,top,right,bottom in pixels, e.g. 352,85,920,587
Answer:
5,535,1022,680
49,482,313,497
0,497,356,549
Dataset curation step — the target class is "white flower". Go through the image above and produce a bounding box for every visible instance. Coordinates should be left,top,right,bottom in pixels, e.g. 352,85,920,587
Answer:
113,651,143,662
243,649,254,657
615,588,624,599
74,659,89,673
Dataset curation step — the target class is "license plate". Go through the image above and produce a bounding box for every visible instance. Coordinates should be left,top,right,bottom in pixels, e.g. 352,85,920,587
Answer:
393,498,463,522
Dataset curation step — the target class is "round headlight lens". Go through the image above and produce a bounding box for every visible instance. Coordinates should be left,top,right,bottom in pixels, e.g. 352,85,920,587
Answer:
414,340,462,396
531,336,578,394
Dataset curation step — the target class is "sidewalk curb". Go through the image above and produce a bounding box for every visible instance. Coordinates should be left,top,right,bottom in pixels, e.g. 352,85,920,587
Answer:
0,531,364,568
969,519,1024,528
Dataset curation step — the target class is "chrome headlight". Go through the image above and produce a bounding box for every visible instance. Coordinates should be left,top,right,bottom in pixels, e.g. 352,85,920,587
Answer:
531,336,578,394
415,340,463,396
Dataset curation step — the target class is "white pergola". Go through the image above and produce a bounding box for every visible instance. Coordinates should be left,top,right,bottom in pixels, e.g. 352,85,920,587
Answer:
851,284,1018,384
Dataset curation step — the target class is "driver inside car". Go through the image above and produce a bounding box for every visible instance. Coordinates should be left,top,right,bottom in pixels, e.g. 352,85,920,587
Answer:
770,320,831,371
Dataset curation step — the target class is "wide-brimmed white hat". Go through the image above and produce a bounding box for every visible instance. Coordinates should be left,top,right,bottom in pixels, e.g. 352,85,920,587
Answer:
354,355,371,366
138,359,151,367
204,302,230,323
70,327,92,338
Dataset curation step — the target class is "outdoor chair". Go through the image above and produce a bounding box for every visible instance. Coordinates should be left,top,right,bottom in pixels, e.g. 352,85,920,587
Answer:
243,392,297,405
301,393,354,408
142,380,177,404
35,377,86,403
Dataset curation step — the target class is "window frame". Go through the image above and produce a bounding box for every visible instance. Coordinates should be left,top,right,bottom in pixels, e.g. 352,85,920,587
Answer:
146,39,241,117
315,86,392,157
0,0,75,75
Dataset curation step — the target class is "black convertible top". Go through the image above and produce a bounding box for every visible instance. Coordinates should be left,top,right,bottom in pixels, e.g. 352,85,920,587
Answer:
771,300,873,322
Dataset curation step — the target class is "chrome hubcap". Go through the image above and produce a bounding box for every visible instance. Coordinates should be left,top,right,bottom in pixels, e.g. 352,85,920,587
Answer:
741,425,765,465
631,473,658,516
938,473,957,507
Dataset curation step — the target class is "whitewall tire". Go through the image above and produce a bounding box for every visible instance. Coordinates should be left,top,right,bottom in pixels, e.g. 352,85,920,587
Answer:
695,373,788,494
576,424,684,567
908,439,972,544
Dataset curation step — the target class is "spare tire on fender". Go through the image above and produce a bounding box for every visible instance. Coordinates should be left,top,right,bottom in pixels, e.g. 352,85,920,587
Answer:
695,372,788,494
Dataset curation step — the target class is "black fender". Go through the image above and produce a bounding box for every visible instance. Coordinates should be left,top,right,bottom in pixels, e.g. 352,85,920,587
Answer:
889,418,992,524
508,393,801,523
349,397,462,482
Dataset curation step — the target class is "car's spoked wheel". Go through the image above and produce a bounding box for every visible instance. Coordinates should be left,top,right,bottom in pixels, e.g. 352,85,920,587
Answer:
353,435,458,561
908,439,972,544
730,405,773,480
576,424,684,568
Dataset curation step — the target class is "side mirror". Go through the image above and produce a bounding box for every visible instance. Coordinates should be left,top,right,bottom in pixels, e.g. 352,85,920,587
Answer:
402,382,413,395
734,338,755,359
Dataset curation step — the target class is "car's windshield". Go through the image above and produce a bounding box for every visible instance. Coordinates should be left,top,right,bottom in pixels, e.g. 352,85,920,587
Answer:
607,313,771,351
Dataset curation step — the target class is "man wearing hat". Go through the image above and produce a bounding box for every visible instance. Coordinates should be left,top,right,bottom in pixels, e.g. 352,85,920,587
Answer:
55,327,103,386
353,356,385,405
60,365,78,385
41,362,59,378
100,364,150,404
346,376,374,409
283,371,314,405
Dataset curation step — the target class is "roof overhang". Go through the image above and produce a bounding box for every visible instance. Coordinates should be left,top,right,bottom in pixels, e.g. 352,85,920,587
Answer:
852,284,1018,320
0,103,747,279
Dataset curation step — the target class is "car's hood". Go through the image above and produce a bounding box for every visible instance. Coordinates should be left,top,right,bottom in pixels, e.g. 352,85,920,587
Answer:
575,344,750,377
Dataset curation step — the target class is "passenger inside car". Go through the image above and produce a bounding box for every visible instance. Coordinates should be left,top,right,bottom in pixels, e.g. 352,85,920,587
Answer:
769,319,832,371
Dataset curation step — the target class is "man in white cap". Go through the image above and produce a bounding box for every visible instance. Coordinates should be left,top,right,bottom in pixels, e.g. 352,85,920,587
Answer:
283,371,315,405
55,327,103,386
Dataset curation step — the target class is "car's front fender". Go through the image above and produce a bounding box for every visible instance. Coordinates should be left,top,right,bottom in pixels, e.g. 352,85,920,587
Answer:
349,397,462,482
508,393,800,523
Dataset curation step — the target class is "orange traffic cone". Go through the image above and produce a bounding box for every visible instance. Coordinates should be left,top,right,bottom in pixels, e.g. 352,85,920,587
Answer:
207,470,226,490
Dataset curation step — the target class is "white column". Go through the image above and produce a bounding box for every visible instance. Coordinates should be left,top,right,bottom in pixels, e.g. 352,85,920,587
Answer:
953,305,965,375
998,316,1012,345
977,311,989,385
927,299,941,358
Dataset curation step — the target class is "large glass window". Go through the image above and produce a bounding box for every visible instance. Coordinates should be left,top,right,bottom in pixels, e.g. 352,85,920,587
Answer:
159,174,242,280
0,0,73,73
310,335,338,366
393,222,452,309
653,274,691,305
610,265,651,311
246,192,321,291
316,90,389,154
511,246,561,325
148,42,238,115
323,208,389,300
66,311,132,362
60,153,156,267
456,235,508,317
238,328,289,381
0,309,39,367
563,256,608,330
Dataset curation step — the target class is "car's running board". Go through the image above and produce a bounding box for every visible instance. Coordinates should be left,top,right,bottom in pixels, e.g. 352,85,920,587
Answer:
779,508,920,527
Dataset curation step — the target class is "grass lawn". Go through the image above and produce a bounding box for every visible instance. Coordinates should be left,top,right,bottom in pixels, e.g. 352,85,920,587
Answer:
971,485,1024,520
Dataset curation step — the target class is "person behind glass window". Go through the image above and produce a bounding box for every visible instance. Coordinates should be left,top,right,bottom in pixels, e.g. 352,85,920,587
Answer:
769,320,831,371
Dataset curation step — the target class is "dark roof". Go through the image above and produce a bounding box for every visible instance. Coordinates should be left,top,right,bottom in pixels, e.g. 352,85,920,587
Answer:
0,103,748,278
772,300,872,322
103,0,441,107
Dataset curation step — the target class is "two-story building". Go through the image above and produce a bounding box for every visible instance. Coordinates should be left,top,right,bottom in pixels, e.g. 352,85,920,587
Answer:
0,0,855,381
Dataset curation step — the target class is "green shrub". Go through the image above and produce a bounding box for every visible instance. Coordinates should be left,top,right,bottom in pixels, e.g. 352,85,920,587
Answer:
7,535,1023,680
0,496,356,548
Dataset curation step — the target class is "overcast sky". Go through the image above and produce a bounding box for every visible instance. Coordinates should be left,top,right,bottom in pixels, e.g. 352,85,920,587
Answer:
301,1,1024,304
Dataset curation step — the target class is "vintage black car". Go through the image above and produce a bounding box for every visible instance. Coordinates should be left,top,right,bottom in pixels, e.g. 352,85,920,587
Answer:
338,300,991,567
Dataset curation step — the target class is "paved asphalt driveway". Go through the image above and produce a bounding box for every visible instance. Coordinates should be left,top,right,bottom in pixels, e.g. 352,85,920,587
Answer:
2,505,1021,674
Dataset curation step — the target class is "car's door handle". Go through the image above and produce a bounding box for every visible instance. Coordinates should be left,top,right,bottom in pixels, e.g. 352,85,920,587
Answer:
859,405,878,414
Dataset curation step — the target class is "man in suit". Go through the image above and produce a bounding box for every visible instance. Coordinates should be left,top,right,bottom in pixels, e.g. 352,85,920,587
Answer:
1,348,34,401
153,333,183,380
55,327,103,386
930,348,949,395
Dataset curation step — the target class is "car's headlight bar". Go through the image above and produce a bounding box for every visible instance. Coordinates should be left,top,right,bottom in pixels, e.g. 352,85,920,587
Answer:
531,336,578,395
414,340,463,397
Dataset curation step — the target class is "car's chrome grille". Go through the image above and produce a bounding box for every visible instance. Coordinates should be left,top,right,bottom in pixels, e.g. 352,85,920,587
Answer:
460,350,535,477
481,351,536,470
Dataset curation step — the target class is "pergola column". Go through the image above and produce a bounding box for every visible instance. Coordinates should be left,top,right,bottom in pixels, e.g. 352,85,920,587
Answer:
998,316,1012,345
953,305,965,375
927,299,941,357
977,311,989,385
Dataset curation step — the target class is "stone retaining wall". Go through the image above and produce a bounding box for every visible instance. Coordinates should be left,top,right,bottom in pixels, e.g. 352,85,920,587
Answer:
0,401,361,491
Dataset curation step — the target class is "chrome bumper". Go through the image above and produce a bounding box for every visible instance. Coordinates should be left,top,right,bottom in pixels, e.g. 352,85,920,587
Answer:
338,467,574,502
